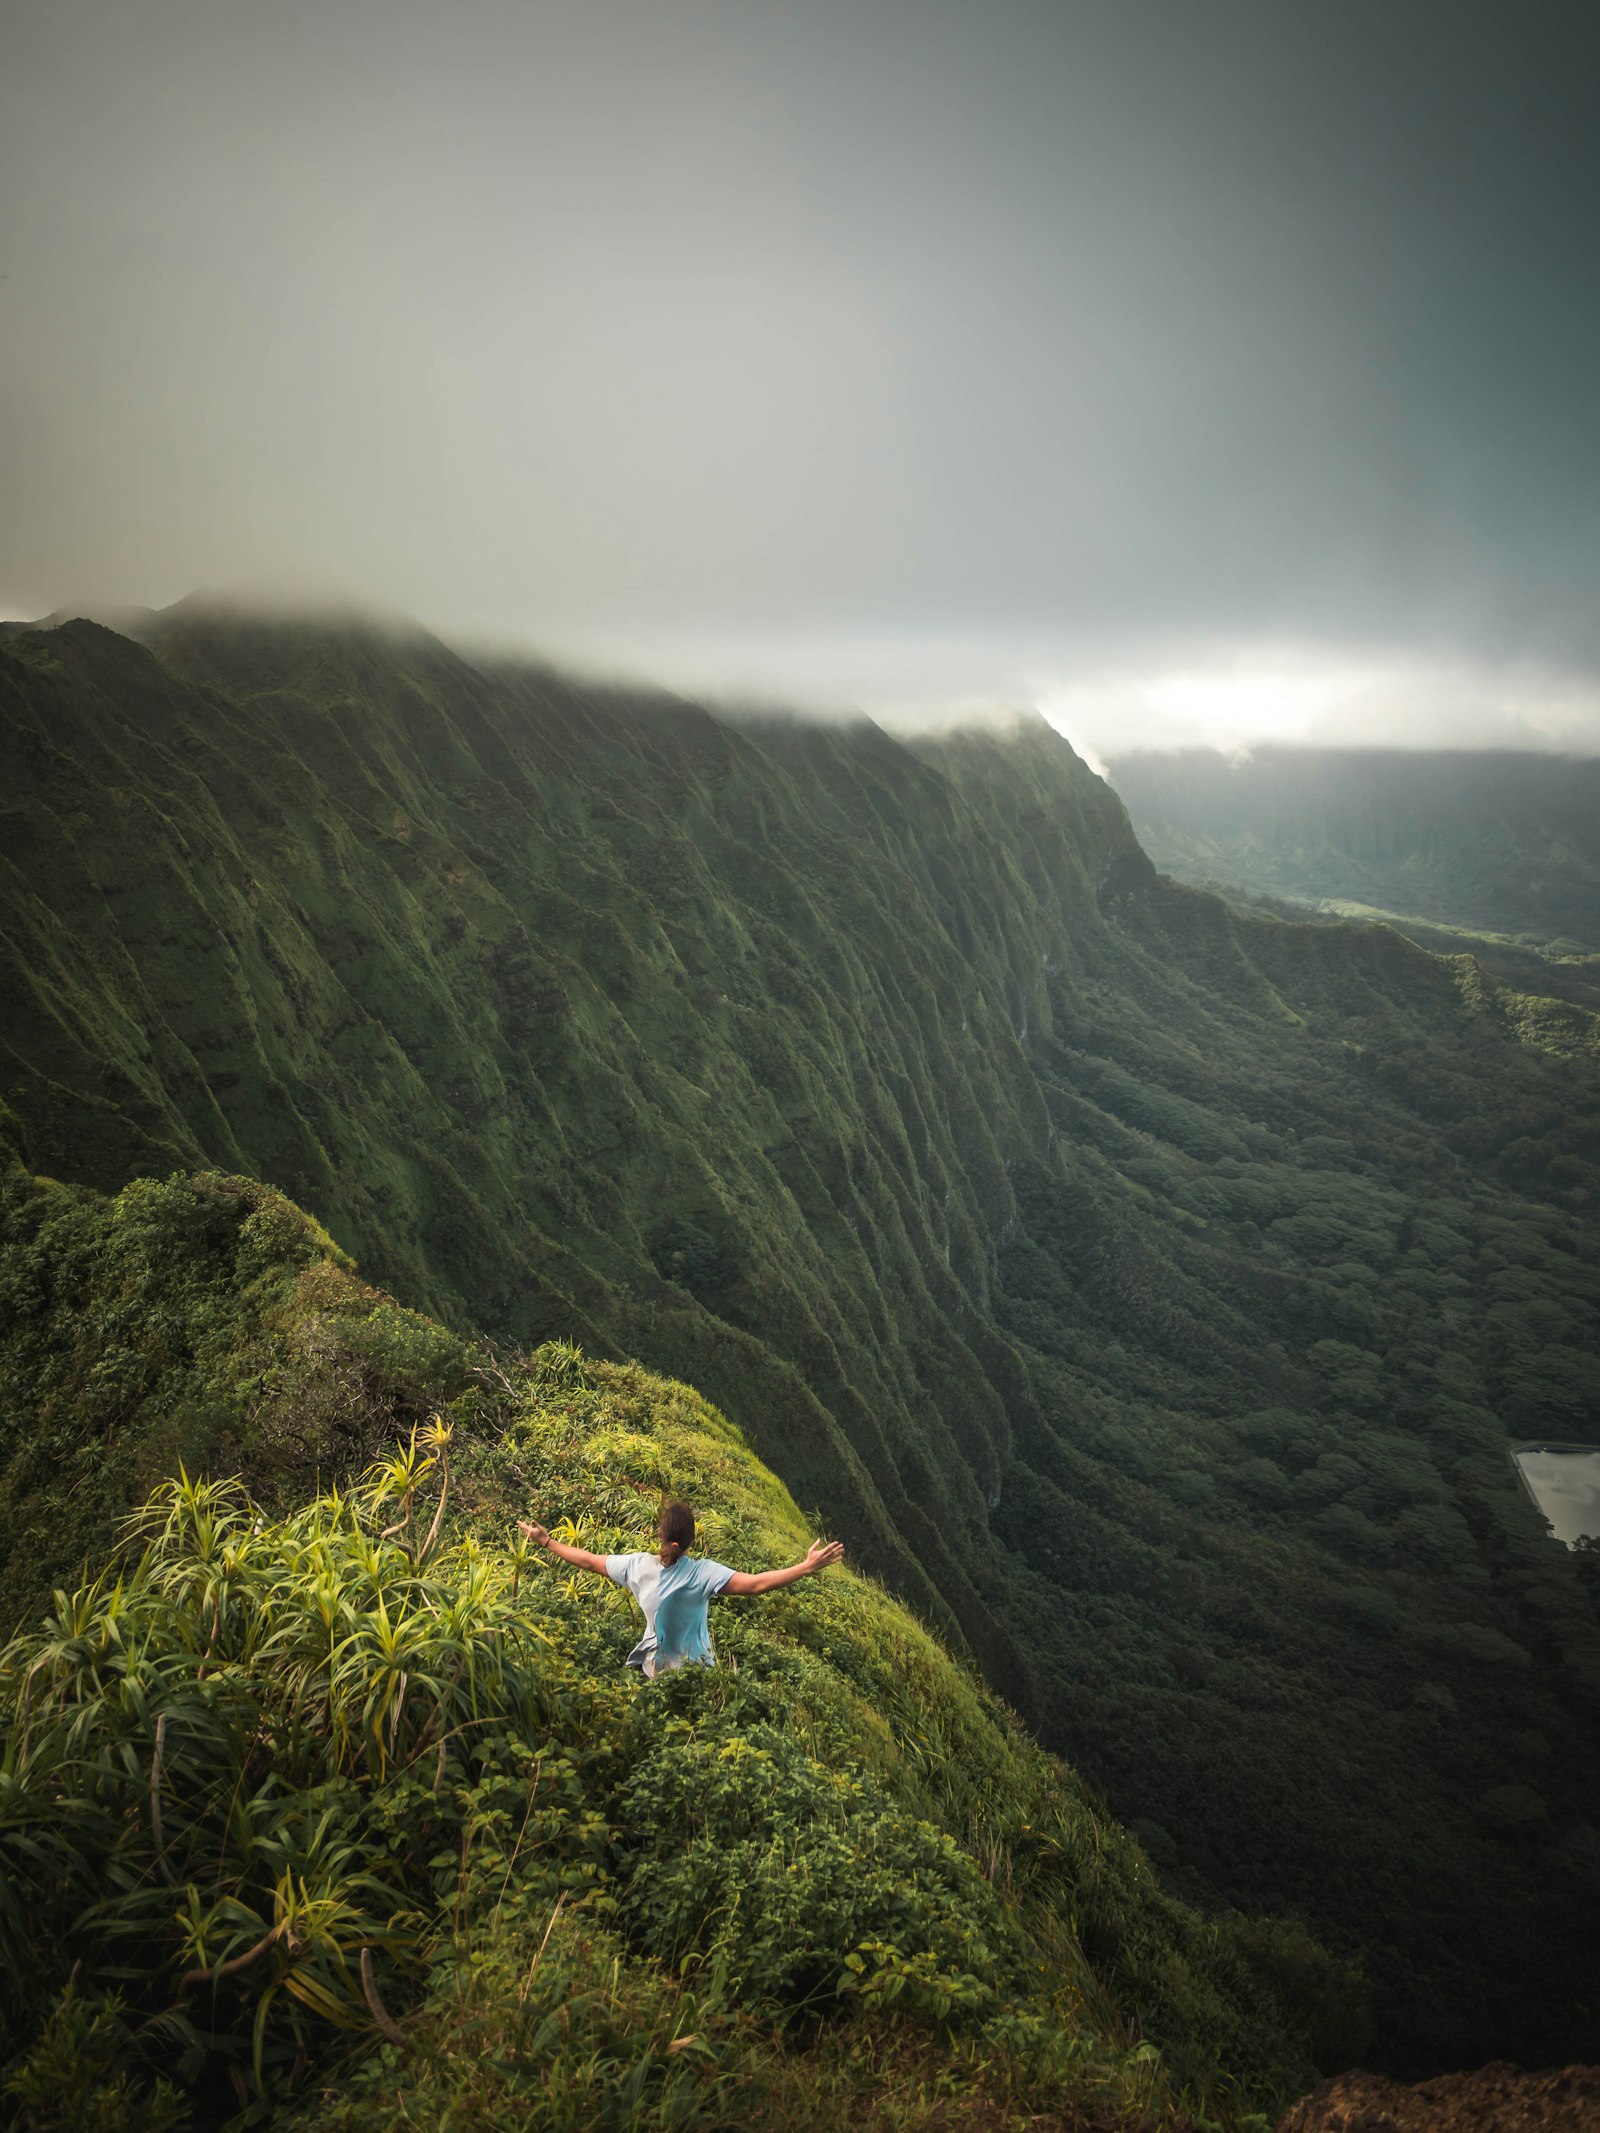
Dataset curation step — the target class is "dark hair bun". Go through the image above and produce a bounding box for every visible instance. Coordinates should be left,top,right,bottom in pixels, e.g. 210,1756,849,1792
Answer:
657,1499,696,1565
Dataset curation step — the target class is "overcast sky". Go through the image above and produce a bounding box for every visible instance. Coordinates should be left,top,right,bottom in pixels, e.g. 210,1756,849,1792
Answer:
5,0,1600,754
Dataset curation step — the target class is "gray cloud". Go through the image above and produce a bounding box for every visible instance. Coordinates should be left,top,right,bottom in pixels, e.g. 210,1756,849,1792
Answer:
5,0,1600,746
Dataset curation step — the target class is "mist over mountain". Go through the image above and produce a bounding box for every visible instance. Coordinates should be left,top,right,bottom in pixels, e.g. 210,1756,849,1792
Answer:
4,605,1599,2101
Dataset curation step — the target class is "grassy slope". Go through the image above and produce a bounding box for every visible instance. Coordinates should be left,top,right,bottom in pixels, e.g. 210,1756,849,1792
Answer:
0,1168,1346,2131
2,612,1599,2072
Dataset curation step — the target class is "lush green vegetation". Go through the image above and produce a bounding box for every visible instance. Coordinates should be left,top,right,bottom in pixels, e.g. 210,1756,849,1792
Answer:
3,609,1599,2079
0,1170,1349,2130
1157,883,1600,1018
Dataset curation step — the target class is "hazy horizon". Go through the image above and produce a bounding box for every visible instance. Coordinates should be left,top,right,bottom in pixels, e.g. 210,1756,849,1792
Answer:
6,0,1600,756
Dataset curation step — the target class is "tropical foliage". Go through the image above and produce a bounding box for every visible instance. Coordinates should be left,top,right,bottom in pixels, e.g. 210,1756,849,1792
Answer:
0,1177,1356,2126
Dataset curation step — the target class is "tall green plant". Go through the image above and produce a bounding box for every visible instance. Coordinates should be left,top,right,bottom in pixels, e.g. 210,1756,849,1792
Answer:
0,1442,560,2100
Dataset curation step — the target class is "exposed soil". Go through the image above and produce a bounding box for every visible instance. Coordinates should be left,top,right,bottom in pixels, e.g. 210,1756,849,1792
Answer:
1277,2062,1600,2131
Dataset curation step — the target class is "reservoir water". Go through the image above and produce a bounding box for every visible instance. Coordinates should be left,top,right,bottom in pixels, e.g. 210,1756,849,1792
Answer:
1511,1442,1600,1548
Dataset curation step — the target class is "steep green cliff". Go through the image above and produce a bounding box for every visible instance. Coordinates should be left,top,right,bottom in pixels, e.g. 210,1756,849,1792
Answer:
3,606,1598,2073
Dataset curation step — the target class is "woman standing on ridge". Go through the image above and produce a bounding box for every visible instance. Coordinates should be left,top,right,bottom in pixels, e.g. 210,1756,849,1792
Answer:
516,1499,845,1677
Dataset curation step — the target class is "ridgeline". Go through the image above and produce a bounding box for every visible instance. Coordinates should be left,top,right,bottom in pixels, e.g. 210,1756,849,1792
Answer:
3,605,1599,2095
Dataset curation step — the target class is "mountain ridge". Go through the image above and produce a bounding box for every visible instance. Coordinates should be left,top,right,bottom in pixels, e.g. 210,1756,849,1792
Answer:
3,608,1599,2073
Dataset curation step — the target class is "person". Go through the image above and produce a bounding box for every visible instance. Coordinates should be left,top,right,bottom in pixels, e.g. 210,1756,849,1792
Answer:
516,1498,844,1677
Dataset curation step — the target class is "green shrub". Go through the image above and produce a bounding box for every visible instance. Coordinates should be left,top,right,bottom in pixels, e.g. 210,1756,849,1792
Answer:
615,1694,1015,2015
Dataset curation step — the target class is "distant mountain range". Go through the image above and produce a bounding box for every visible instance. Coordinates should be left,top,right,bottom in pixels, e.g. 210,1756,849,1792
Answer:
1108,745,1600,956
3,604,1599,2074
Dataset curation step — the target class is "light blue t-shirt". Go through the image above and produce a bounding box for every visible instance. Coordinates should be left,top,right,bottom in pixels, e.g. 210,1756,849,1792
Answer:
605,1551,735,1675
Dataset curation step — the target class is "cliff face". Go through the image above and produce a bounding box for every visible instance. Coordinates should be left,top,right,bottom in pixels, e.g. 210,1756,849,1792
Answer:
0,608,1151,1666
4,606,1600,2072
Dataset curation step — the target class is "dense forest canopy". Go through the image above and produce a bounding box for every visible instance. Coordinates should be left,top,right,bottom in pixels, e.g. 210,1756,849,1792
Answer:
2,607,1598,2082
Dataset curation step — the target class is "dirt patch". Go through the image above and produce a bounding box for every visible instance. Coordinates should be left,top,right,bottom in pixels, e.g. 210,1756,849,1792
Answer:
1278,2061,1600,2132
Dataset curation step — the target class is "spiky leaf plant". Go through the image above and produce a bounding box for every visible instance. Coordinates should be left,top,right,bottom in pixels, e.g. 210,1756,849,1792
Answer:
0,1448,562,2104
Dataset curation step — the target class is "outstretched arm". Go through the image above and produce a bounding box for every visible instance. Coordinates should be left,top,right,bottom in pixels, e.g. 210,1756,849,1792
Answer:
722,1537,845,1597
517,1519,610,1576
